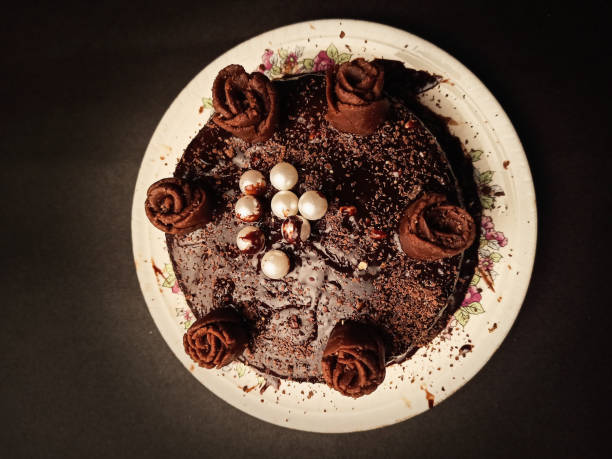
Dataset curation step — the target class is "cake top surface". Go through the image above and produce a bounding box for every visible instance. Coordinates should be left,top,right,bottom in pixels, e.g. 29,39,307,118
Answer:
161,67,479,383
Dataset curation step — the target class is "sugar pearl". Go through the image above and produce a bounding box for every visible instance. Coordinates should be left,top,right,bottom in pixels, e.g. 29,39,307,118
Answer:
236,226,265,255
239,170,266,196
282,216,311,244
261,250,290,279
270,162,298,191
298,191,328,220
271,191,299,219
235,195,262,222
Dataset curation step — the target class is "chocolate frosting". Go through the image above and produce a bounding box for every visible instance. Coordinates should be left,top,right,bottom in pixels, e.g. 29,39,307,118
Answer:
321,321,386,398
212,64,279,143
183,308,248,369
325,58,390,135
372,59,440,99
399,193,476,261
166,69,481,386
145,177,210,235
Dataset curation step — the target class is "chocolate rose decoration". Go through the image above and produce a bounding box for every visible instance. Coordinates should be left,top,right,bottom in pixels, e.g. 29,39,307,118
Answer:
322,321,386,398
212,64,279,143
325,58,390,135
183,308,248,369
399,193,476,261
145,177,211,235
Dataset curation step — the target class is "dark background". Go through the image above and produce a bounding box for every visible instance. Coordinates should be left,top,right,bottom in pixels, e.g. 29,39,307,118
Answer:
2,1,610,457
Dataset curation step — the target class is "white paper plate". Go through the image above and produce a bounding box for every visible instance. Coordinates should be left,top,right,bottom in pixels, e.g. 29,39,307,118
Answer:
131,19,536,433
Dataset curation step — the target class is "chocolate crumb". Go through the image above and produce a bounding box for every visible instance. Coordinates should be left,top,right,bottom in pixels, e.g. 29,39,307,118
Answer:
459,344,473,357
421,385,435,409
243,384,258,393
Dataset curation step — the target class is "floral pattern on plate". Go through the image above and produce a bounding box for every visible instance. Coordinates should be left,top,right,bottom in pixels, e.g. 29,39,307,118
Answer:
451,149,509,327
257,44,352,78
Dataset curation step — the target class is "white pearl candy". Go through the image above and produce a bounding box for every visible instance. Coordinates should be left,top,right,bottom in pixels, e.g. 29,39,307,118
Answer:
271,191,299,219
236,226,265,254
235,195,262,222
270,162,298,191
261,250,290,279
239,170,266,195
281,216,311,244
298,191,328,220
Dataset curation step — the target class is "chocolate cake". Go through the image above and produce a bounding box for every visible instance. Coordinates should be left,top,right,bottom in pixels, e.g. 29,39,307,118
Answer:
144,59,481,398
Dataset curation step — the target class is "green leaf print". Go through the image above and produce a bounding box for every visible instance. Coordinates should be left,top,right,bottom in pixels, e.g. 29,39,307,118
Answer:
161,273,176,288
489,252,503,263
469,149,483,162
236,363,246,378
326,44,339,61
479,170,494,185
278,48,288,59
302,58,314,70
161,264,176,287
464,302,485,315
455,308,471,327
470,274,481,286
480,195,494,210
337,52,352,64
201,97,213,109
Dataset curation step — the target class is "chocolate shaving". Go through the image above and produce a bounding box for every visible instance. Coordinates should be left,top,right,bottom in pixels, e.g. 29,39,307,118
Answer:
477,266,495,292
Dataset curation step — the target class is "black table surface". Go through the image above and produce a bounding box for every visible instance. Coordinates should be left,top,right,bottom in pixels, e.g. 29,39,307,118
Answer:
2,2,610,457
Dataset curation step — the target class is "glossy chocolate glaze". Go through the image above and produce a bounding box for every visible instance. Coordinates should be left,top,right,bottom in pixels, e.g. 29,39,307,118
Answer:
167,68,480,382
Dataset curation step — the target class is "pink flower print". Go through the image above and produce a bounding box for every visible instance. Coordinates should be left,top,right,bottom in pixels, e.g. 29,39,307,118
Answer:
283,52,298,73
481,216,507,247
172,279,180,294
462,285,482,306
481,216,494,232
261,49,274,71
479,256,494,273
313,50,334,71
485,230,508,247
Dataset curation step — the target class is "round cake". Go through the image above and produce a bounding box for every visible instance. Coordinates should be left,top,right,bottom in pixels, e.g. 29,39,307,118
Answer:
144,59,481,398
